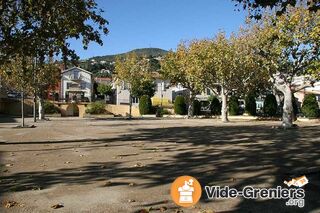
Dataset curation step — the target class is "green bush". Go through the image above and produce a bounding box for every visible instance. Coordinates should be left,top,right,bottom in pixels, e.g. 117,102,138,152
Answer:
229,96,239,116
209,96,221,115
85,101,106,114
302,94,319,118
139,95,152,115
263,94,277,117
245,93,256,116
174,95,187,115
43,101,60,114
193,99,201,116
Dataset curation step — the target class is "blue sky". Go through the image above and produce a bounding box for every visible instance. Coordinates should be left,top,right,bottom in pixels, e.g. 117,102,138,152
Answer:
70,0,247,59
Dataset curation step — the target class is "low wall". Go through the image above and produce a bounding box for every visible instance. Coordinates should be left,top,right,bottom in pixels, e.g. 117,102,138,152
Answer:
0,98,33,115
54,102,88,118
105,104,140,117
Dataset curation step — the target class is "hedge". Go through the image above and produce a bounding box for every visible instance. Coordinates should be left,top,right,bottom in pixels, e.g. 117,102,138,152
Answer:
174,95,187,115
302,94,319,118
139,95,152,115
263,94,277,117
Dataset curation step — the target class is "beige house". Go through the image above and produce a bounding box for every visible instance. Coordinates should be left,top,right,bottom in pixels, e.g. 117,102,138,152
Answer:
293,76,320,107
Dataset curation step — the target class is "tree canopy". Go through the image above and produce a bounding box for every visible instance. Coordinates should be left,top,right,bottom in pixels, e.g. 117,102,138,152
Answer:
233,0,319,19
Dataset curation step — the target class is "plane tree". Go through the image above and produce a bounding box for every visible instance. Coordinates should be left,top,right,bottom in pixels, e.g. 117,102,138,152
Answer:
0,0,109,125
161,43,205,117
252,7,320,128
194,32,266,122
233,0,319,19
114,53,155,118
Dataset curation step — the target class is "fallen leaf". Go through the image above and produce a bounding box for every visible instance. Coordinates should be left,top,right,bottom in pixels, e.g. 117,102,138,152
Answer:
3,200,18,208
104,181,112,186
135,209,149,213
133,162,144,168
51,203,64,209
128,182,136,186
128,199,136,203
198,210,215,213
160,206,168,212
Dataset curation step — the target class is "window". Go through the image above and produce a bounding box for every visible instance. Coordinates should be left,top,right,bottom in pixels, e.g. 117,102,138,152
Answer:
206,88,211,95
73,71,79,79
80,82,86,89
132,97,139,104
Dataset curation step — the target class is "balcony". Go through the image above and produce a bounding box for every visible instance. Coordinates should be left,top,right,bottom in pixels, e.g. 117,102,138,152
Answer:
69,74,82,82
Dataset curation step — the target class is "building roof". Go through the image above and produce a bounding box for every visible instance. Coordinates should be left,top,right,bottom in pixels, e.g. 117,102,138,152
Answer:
61,67,92,75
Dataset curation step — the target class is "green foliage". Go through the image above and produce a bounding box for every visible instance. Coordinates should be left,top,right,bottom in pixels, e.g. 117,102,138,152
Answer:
0,0,109,65
43,101,60,114
234,0,319,19
139,95,152,115
229,96,239,116
131,79,156,98
263,94,277,117
245,92,256,116
174,96,187,115
85,101,106,114
97,84,113,96
193,100,201,116
209,96,221,115
302,94,319,118
115,53,155,99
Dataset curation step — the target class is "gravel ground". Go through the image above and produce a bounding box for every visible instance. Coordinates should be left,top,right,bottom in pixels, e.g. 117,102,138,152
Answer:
0,117,320,213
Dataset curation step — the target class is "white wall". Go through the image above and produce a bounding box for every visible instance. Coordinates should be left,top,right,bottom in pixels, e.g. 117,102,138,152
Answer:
61,67,93,101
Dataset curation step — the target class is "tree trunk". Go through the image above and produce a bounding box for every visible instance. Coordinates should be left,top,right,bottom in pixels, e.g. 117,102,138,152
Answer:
221,86,229,122
188,92,195,118
38,96,45,120
273,74,293,128
281,87,293,128
21,90,25,127
129,94,132,119
33,94,37,122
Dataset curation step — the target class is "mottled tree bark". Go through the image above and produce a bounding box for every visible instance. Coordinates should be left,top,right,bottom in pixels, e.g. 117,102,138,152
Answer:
221,86,229,122
274,74,293,128
188,92,195,118
38,96,45,120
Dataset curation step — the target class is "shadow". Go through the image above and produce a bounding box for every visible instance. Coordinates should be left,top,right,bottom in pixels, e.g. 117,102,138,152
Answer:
1,124,320,212
0,115,18,124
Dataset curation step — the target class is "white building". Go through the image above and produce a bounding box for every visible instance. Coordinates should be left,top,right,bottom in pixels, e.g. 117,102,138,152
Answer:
115,78,189,106
61,67,93,102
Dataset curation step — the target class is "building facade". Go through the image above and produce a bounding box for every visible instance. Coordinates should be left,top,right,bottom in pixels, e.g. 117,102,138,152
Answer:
61,67,93,102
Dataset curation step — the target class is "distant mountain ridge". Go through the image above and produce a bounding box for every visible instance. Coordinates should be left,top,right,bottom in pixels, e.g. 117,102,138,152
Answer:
87,48,168,62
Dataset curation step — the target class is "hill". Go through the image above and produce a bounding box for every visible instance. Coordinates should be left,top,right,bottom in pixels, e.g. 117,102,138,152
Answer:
79,48,168,77
88,48,168,62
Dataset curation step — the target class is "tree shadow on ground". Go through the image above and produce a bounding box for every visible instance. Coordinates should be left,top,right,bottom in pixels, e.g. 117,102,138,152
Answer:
1,124,320,212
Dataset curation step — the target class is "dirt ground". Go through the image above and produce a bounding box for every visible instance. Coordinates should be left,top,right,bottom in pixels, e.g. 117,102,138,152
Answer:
0,117,320,213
